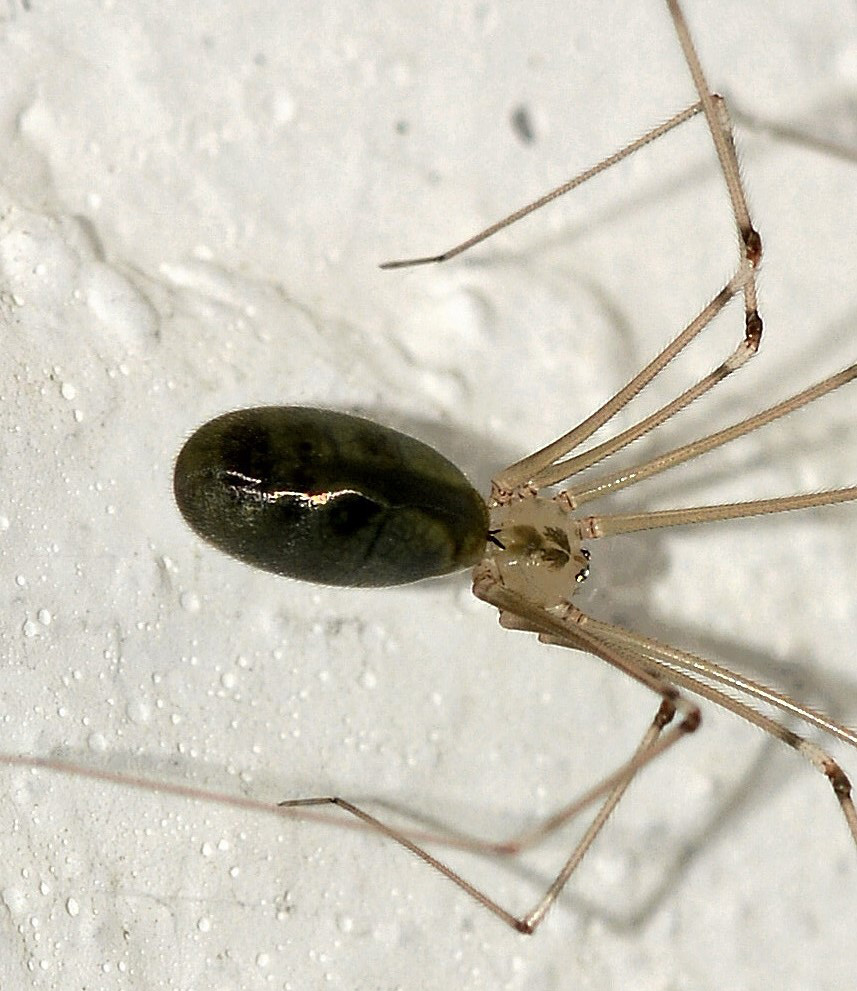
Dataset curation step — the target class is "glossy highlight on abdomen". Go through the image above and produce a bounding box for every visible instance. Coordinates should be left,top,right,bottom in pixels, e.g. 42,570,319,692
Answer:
173,407,489,587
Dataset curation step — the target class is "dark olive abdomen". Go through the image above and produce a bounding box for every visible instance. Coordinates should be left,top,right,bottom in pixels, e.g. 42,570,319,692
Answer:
173,407,489,587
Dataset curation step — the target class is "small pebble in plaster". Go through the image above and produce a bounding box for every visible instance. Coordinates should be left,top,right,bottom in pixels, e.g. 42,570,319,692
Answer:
270,89,297,126
402,284,492,364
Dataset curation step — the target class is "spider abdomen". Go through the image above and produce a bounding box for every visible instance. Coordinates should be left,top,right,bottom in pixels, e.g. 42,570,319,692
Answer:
174,407,489,587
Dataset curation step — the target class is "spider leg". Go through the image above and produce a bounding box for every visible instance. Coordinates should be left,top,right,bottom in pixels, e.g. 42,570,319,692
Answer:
495,261,756,497
242,565,712,936
573,486,857,540
558,364,857,506
468,561,702,929
492,2,767,497
277,685,695,933
552,607,857,847
380,100,707,270
667,0,763,298
386,0,769,501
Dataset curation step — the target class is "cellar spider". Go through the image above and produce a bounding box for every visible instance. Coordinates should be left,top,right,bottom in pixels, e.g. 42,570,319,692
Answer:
166,0,857,934
1,0,856,976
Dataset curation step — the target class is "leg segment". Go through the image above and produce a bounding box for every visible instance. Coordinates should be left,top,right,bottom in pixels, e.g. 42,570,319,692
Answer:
667,0,762,337
573,486,857,540
494,263,755,497
271,570,705,934
380,101,707,270
562,364,857,506
556,607,857,847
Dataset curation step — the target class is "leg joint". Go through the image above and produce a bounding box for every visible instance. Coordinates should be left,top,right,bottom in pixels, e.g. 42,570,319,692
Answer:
681,707,702,734
824,760,852,800
745,311,763,350
654,697,677,729
742,225,762,267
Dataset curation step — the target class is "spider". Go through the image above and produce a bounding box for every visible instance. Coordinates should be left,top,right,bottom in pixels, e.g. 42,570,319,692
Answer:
166,0,857,934
2,0,855,974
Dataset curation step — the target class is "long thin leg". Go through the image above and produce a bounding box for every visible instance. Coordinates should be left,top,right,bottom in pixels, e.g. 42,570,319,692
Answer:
556,607,857,846
0,745,683,862
572,485,857,540
468,562,703,928
504,336,856,500
495,82,767,496
279,600,701,933
278,699,673,935
384,1,769,501
480,587,857,852
666,0,762,334
498,20,774,495
8,727,688,933
565,611,857,751
380,100,707,270
516,306,757,492
561,364,857,506
494,262,754,497
280,565,707,934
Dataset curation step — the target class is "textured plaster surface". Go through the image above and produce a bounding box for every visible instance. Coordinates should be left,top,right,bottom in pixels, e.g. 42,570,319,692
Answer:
1,2,857,989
